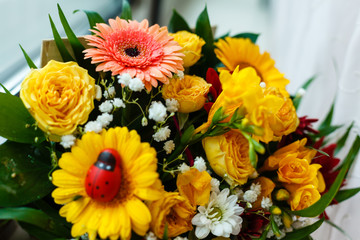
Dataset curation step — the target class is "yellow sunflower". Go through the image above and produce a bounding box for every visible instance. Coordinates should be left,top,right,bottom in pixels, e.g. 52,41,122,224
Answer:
214,37,289,93
52,127,163,240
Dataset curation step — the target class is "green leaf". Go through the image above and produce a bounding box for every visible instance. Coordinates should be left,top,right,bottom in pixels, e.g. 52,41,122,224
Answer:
255,223,270,240
292,76,316,109
335,122,354,155
73,9,105,30
162,223,169,240
57,4,85,64
232,32,259,43
49,15,75,62
177,112,189,130
0,93,45,144
319,101,335,130
181,125,195,145
281,218,324,240
325,220,352,240
317,125,342,138
19,222,65,240
292,136,360,217
335,187,360,203
270,214,282,237
120,0,132,20
19,45,37,69
168,9,192,33
0,83,11,94
0,141,53,207
249,141,257,168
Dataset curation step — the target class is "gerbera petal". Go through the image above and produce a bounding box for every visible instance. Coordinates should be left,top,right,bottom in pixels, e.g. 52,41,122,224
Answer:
125,198,151,236
133,187,162,201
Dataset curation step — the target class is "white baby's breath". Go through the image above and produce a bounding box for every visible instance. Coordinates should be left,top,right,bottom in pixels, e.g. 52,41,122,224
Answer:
261,197,273,210
163,140,175,154
96,113,113,128
165,98,179,113
117,73,132,86
94,85,102,101
145,231,157,240
210,178,220,194
128,77,145,92
84,121,103,133
178,163,191,173
148,101,167,122
103,86,116,99
194,156,207,172
243,190,258,203
177,71,184,80
152,126,171,142
250,183,261,195
112,98,125,108
60,135,76,149
99,100,113,113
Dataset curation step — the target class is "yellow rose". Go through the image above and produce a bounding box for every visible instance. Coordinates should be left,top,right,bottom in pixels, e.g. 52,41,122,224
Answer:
20,60,95,140
162,75,211,113
203,130,255,186
277,155,322,184
148,192,195,238
176,168,212,206
285,184,321,211
252,177,275,209
262,138,317,171
170,31,206,67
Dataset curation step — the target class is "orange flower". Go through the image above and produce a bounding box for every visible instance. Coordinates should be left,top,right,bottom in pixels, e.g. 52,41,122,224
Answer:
148,192,194,238
203,130,255,186
162,75,211,113
252,177,275,209
176,168,212,207
285,184,321,211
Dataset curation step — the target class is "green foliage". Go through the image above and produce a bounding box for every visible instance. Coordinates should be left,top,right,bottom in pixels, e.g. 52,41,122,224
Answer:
0,141,53,207
0,83,11,94
232,32,259,43
281,218,324,240
120,0,132,20
325,220,352,240
168,9,192,33
19,45,37,69
292,136,360,217
335,187,360,203
335,122,354,155
0,93,45,144
73,9,105,30
292,76,316,109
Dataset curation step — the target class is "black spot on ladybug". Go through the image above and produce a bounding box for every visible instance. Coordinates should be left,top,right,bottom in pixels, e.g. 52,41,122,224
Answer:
105,181,109,185
96,186,100,190
101,194,104,198
88,183,91,186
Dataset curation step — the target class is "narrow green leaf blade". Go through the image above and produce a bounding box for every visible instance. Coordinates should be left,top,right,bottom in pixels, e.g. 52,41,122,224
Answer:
74,9,105,30
49,15,75,62
233,32,259,43
120,0,132,20
168,9,192,33
325,220,352,240
292,136,360,217
319,101,335,130
335,187,360,203
0,141,53,207
0,83,11,94
19,45,37,69
0,93,45,144
335,122,354,155
57,4,85,63
292,76,316,109
281,218,324,240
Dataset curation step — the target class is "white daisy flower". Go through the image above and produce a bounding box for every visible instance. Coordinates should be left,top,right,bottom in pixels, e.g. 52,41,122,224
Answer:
192,188,244,239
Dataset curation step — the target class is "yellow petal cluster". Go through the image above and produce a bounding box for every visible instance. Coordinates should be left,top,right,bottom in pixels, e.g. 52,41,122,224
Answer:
203,130,255,186
176,168,212,206
162,75,211,113
170,30,206,67
148,192,195,238
20,60,95,140
52,127,163,240
285,184,321,211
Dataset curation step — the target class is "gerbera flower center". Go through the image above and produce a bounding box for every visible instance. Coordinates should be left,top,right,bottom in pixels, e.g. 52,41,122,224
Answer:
125,46,140,57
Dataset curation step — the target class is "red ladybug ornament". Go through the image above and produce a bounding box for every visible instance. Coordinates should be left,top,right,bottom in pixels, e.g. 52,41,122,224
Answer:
85,148,122,202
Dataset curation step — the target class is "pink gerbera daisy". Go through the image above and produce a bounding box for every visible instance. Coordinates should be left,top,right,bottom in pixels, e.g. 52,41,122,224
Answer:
84,17,184,91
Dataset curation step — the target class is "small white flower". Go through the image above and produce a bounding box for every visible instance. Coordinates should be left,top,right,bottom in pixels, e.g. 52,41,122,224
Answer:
145,231,157,240
148,101,167,122
250,183,261,195
165,98,180,113
99,100,113,113
267,229,275,238
112,98,125,108
94,85,102,101
210,178,220,194
260,82,266,88
84,121,102,133
178,163,191,173
141,117,148,126
192,188,244,239
152,126,171,142
261,197,273,210
292,217,316,229
118,73,132,86
194,156,207,172
177,71,184,80
96,113,113,128
163,140,175,154
103,86,116,99
296,88,306,97
233,187,244,200
60,135,76,149
174,237,188,240
249,170,259,179
273,215,283,227
243,190,258,203
128,77,145,92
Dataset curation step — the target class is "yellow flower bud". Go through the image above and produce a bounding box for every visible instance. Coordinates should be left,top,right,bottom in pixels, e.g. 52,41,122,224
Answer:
282,211,293,228
275,189,290,201
270,206,282,215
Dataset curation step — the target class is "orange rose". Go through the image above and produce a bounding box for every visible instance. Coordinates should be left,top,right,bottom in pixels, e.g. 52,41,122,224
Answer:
203,130,255,186
148,192,195,238
176,168,212,206
262,138,317,171
285,184,321,211
162,75,211,113
278,155,321,184
252,177,275,208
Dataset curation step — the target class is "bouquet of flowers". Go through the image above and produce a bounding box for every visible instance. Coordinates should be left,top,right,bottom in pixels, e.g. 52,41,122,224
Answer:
1,2,359,240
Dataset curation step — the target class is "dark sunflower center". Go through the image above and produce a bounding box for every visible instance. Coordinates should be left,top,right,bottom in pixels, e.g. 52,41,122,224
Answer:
125,47,140,57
